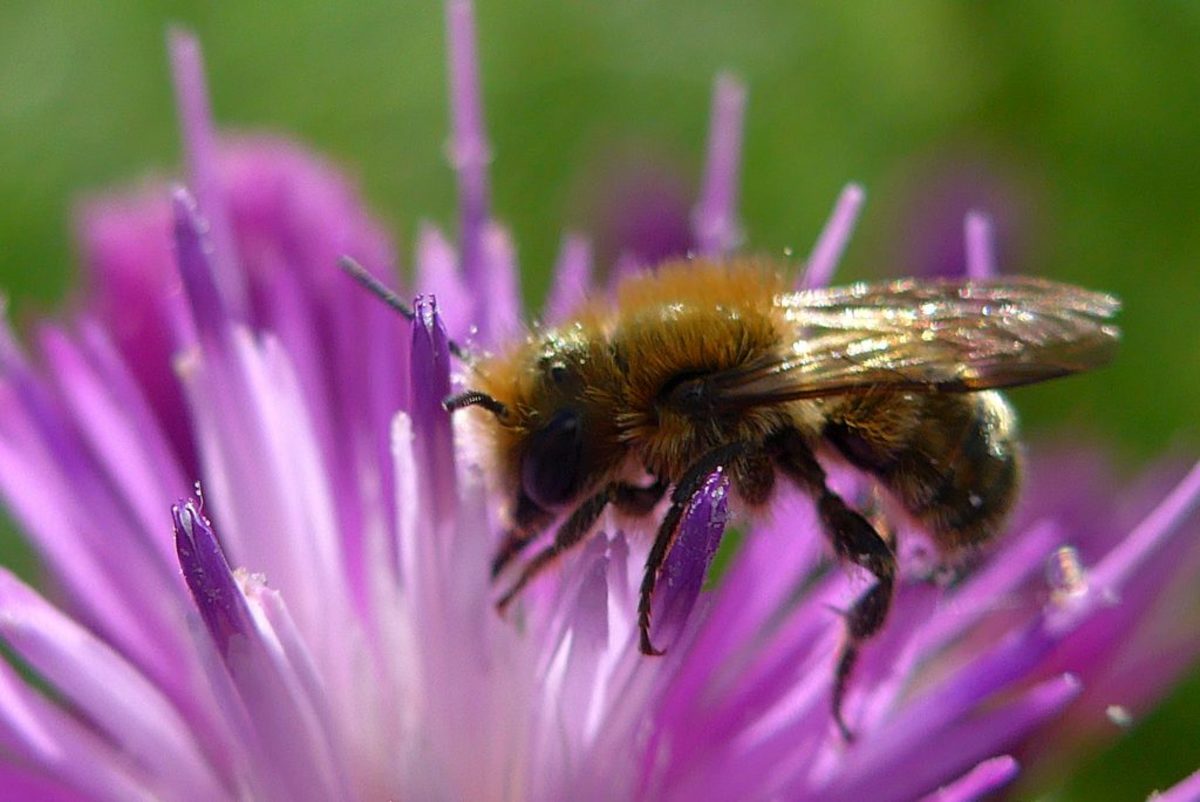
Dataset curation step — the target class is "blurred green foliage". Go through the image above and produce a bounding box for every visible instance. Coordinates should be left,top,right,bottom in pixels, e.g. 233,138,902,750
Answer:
0,1,1197,798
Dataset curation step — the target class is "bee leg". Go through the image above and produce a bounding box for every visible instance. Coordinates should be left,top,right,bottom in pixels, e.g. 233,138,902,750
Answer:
638,442,752,656
495,488,611,613
770,428,896,742
491,492,554,578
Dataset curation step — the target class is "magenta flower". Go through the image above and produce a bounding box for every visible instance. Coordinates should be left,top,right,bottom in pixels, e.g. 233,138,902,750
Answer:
2,3,1199,800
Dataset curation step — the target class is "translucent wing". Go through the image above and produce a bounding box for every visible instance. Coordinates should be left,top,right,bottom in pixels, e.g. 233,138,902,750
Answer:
709,276,1121,406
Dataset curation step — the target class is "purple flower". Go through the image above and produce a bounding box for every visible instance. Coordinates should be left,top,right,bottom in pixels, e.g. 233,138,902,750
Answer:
2,2,1199,800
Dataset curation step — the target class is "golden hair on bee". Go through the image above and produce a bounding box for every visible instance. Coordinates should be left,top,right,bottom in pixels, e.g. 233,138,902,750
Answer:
343,253,1120,740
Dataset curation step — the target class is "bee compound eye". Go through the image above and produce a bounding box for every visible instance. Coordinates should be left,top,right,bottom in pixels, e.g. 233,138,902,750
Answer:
521,409,584,508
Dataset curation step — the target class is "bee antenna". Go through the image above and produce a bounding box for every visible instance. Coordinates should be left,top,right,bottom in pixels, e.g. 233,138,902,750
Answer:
337,255,473,363
443,390,508,419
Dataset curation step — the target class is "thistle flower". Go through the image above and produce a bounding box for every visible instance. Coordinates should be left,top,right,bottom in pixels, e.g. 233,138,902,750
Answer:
1,3,1199,800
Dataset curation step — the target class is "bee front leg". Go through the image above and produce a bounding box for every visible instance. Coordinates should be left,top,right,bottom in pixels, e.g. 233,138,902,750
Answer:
495,488,611,613
770,428,896,742
491,492,554,578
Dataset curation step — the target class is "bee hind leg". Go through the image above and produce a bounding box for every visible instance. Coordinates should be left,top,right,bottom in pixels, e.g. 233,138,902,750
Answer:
769,428,896,742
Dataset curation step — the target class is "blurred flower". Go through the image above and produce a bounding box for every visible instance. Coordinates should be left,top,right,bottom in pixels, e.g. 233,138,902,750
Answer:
1,2,1199,800
887,152,1036,279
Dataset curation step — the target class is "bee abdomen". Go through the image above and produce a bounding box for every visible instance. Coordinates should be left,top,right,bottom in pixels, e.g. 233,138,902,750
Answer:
825,391,1020,552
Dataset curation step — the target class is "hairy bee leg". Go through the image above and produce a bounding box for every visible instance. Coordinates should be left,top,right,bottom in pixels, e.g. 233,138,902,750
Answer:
495,489,611,613
638,442,752,656
770,428,896,742
491,492,554,579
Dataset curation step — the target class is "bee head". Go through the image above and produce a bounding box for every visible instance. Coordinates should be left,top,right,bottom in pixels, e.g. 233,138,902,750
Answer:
519,406,584,508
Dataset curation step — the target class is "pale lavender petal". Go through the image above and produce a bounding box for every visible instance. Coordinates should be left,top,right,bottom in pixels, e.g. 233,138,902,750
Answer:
1088,460,1200,596
692,74,746,257
173,501,352,800
1155,767,1200,802
0,570,226,800
917,756,1019,802
445,0,491,287
168,30,246,318
37,325,186,571
415,223,470,341
964,210,996,279
544,234,592,324
0,658,157,802
480,222,521,343
801,182,865,288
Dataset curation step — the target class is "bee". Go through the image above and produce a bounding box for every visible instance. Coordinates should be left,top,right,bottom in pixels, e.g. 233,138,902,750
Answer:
341,256,1120,738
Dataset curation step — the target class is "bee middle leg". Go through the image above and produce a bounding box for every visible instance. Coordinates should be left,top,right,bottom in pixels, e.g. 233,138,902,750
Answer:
769,427,896,742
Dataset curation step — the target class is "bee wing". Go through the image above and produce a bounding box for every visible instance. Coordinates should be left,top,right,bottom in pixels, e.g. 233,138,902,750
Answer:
710,276,1121,406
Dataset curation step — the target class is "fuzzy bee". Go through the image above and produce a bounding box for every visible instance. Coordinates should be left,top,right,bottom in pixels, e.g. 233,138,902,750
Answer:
342,256,1120,738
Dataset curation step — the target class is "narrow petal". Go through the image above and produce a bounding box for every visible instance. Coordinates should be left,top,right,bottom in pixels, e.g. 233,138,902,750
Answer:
173,501,254,655
1154,767,1200,802
692,74,746,257
480,222,521,343
545,234,593,324
173,501,352,800
652,469,730,648
0,658,157,802
0,569,226,800
801,182,865,288
409,295,457,526
822,674,1080,802
964,210,997,279
415,223,470,340
445,0,491,287
168,29,246,317
918,756,1019,802
171,187,229,349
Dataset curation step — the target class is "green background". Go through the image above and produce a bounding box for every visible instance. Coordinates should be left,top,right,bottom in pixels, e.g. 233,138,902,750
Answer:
0,2,1197,797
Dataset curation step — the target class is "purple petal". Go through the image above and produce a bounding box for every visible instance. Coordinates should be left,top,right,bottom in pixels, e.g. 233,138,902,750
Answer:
172,501,352,800
168,29,246,318
0,569,225,799
692,74,746,257
964,210,996,279
480,222,521,343
415,223,470,340
173,500,252,655
917,756,1019,802
445,0,491,288
409,296,457,525
0,657,157,801
1155,767,1200,802
171,187,229,349
651,470,730,656
801,182,865,289
544,234,593,324
822,674,1080,802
